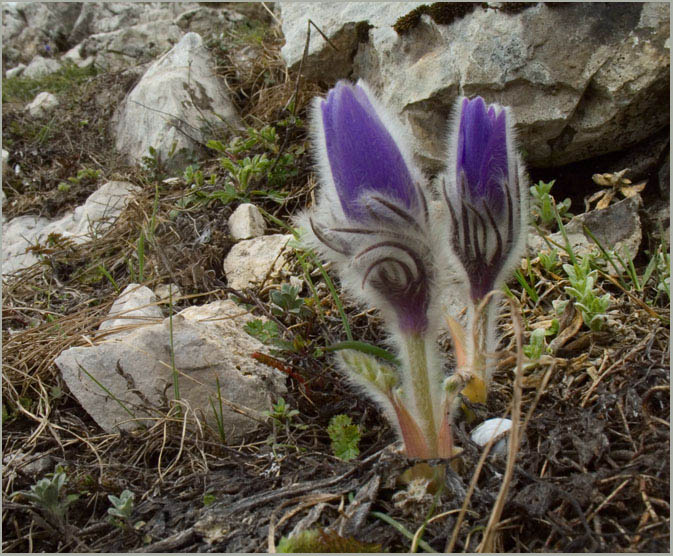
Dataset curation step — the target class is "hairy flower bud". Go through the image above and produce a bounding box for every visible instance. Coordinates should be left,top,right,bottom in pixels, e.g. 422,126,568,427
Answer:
443,96,528,302
300,80,436,336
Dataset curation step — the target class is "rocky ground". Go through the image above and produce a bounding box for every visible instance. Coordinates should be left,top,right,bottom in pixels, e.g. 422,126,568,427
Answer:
2,2,670,553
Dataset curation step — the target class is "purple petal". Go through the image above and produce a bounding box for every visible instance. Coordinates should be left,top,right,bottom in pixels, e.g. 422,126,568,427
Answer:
456,97,508,213
320,81,417,221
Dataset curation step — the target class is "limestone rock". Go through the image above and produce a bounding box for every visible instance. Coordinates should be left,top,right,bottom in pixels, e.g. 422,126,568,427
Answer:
228,203,266,241
223,234,293,290
281,3,669,172
55,300,286,440
112,32,242,169
528,195,643,272
61,43,95,68
279,2,425,81
69,2,199,43
99,284,164,336
6,64,26,78
2,181,140,275
81,20,183,72
26,92,59,118
22,56,63,79
356,3,669,171
1,215,52,274
1,2,81,65
174,6,246,38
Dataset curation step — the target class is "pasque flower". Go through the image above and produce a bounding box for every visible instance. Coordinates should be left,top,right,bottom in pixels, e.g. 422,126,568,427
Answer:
298,80,448,458
303,80,436,337
442,96,528,402
443,96,527,303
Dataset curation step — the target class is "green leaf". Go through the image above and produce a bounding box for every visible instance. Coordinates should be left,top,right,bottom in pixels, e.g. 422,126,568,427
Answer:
327,414,361,462
323,340,399,364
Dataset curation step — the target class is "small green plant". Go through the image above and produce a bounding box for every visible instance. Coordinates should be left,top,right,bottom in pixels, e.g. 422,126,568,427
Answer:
327,414,362,461
642,242,670,302
530,179,572,228
183,164,206,188
270,284,312,319
563,255,611,331
277,528,381,553
14,466,79,527
244,319,281,344
513,259,539,303
203,491,216,507
539,249,560,273
107,489,135,520
523,328,549,362
204,123,303,205
141,143,177,180
265,397,300,426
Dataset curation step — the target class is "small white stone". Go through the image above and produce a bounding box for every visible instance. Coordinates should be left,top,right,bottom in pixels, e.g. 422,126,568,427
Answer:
223,234,292,290
6,64,26,78
227,203,266,240
470,418,513,455
26,91,59,118
99,283,163,336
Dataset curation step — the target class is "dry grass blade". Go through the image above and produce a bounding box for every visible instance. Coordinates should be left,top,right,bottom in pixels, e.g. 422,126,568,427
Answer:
478,297,524,552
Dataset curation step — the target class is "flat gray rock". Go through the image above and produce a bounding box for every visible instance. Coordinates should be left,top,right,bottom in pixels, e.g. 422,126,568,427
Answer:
55,300,286,441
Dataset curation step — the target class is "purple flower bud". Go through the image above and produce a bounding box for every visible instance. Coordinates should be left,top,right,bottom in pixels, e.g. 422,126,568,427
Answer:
319,81,419,222
456,97,508,214
444,96,527,302
304,80,435,335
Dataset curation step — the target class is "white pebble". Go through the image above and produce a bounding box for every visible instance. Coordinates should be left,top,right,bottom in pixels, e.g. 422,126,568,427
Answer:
470,417,513,455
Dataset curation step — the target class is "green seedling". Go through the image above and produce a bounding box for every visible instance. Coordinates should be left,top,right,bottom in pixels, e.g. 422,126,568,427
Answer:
327,414,362,462
523,328,549,362
514,259,539,303
563,255,611,331
14,466,79,527
270,284,312,319
538,249,560,273
641,242,670,302
107,489,134,520
265,397,299,426
530,179,572,228
244,319,281,345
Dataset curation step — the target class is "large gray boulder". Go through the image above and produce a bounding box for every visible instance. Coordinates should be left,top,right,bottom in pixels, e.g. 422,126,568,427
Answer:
112,32,243,169
280,2,669,172
55,299,287,441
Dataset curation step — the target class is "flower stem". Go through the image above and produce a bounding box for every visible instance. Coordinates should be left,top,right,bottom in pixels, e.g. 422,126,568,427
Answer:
404,333,438,457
